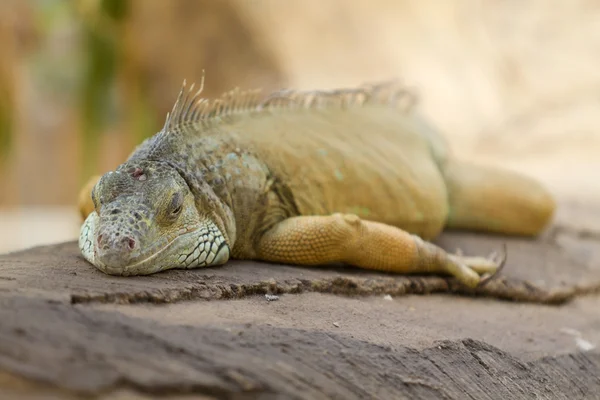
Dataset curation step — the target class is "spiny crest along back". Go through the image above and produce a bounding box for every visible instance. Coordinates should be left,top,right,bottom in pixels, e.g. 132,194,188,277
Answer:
162,70,419,134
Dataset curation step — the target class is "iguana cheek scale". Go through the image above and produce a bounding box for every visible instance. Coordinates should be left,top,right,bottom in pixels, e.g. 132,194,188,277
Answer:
77,74,555,288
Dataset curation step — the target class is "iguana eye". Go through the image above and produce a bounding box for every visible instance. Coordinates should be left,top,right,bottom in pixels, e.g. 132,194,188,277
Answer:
169,192,183,216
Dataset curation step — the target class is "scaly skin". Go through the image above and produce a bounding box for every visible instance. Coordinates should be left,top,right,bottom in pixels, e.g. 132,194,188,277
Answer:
78,78,555,287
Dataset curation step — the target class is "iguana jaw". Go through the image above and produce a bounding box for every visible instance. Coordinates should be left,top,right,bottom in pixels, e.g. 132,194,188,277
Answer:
79,211,230,276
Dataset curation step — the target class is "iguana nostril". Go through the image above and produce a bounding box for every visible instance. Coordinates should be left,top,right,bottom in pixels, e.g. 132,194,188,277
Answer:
125,237,136,251
96,232,135,252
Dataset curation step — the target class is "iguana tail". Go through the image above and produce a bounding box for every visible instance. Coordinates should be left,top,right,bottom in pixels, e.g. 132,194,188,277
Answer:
443,160,555,236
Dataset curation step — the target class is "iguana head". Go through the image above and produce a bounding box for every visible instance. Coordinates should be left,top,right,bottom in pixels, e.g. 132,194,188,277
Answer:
78,159,230,276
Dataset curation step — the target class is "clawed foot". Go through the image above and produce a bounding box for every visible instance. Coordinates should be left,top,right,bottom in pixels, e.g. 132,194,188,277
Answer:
450,243,507,288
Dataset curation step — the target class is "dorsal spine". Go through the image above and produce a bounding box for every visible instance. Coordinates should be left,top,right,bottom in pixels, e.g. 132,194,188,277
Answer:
162,70,419,134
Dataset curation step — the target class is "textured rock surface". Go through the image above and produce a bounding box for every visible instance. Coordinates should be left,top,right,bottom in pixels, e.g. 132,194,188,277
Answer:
1,206,600,399
2,294,600,399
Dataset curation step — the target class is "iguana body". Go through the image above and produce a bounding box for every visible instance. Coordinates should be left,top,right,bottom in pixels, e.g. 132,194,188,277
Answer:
78,78,555,288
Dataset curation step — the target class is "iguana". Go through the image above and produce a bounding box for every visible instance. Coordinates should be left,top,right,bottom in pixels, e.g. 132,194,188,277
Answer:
77,75,555,288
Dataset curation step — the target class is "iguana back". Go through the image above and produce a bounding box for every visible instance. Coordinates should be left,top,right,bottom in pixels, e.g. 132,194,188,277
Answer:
224,106,450,239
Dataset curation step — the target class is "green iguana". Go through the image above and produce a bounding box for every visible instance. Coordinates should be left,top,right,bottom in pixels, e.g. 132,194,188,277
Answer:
77,75,555,288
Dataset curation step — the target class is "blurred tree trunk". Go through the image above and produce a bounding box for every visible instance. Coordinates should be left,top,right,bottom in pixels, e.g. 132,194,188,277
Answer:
0,1,36,206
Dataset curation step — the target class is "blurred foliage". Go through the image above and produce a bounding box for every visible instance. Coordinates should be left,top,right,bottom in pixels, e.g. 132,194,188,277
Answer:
0,3,18,163
0,87,12,162
0,0,286,206
77,0,129,180
0,0,599,209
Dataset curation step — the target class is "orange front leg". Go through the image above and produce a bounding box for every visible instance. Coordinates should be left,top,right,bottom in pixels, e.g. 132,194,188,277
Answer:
257,213,504,288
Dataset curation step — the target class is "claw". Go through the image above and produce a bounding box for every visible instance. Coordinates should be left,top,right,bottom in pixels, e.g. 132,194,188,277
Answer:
477,243,507,288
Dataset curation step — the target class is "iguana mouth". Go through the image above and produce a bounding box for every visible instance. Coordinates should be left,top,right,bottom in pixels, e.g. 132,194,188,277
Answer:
79,212,230,276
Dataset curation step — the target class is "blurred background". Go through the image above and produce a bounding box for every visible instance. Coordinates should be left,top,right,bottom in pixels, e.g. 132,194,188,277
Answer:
1,0,599,253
